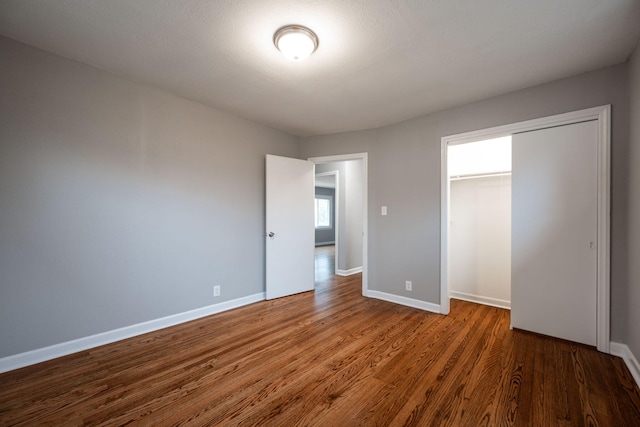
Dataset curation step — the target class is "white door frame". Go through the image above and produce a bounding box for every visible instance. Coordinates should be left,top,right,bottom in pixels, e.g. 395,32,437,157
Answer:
309,153,369,296
440,105,611,353
315,170,340,275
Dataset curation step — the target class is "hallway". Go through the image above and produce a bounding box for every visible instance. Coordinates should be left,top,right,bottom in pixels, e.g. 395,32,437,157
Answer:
314,245,335,285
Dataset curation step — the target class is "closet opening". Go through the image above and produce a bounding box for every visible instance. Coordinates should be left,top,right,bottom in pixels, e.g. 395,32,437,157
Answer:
440,106,610,352
447,136,512,310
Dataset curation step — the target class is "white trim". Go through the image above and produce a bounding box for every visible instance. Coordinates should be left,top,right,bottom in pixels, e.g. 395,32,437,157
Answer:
311,153,368,163
336,266,363,276
449,291,511,310
0,292,265,374
440,105,611,353
441,138,450,314
315,241,335,246
610,342,640,388
367,290,441,314
596,106,611,354
309,153,368,298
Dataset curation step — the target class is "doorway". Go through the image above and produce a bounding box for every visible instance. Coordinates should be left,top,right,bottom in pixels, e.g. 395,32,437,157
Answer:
265,153,368,300
309,153,369,296
440,106,611,352
314,170,337,283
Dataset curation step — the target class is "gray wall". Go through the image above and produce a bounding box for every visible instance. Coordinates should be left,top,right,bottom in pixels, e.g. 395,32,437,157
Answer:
315,161,363,271
628,41,640,362
0,36,299,358
300,64,630,342
345,160,364,271
314,187,335,245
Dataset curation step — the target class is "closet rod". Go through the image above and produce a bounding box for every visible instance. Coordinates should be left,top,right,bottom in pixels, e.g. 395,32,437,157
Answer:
449,171,511,181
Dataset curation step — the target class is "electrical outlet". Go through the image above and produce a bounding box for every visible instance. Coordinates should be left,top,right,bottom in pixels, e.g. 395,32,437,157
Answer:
405,281,412,291
213,285,221,297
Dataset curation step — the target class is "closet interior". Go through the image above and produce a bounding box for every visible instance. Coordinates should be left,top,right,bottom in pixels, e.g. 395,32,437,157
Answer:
448,136,512,309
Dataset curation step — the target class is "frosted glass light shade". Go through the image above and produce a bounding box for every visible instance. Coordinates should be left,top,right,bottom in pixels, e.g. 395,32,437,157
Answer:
274,25,318,61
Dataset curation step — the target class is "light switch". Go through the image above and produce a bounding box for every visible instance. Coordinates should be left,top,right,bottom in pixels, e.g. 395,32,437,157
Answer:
381,206,387,216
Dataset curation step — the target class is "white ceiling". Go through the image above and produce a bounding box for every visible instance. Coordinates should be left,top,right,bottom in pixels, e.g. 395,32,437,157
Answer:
1,1,639,137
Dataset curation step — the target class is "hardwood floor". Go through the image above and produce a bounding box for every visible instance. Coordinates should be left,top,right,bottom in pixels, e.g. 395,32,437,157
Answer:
314,244,335,283
1,250,639,426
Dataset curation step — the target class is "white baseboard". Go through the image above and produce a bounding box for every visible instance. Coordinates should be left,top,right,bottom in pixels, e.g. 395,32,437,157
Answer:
610,342,640,388
315,241,335,246
449,291,511,310
367,290,441,314
0,292,265,374
336,266,363,276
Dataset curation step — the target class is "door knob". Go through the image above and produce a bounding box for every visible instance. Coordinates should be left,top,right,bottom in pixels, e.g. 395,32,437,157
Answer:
268,232,275,237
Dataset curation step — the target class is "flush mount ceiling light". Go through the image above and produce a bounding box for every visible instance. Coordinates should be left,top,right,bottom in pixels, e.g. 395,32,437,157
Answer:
273,25,319,61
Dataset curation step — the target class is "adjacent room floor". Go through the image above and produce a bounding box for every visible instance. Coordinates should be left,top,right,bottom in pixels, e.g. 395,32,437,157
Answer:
1,248,639,425
314,244,335,284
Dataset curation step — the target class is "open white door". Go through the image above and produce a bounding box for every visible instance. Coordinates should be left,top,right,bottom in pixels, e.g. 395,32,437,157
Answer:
265,155,315,300
511,120,598,346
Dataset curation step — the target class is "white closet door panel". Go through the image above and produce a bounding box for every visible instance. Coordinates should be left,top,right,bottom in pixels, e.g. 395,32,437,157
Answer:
511,120,597,346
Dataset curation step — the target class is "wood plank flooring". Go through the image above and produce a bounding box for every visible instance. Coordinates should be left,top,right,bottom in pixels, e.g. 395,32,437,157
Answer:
1,246,639,426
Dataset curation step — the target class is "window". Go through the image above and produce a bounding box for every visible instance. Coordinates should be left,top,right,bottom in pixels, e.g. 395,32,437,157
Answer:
315,195,332,229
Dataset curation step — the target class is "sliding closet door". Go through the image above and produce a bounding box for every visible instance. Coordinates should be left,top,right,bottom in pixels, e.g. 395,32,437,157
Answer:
511,120,598,346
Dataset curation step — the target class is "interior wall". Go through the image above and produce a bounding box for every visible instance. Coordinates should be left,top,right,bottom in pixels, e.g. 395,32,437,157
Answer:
0,36,299,358
315,160,363,272
299,63,629,342
314,186,336,245
627,41,640,362
449,175,511,307
345,160,364,270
